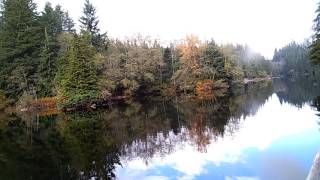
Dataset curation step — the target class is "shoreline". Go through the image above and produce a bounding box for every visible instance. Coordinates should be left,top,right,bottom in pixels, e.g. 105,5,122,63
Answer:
243,76,272,84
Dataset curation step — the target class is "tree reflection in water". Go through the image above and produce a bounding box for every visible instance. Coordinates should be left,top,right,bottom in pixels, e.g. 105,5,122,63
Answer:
312,96,320,117
0,79,319,179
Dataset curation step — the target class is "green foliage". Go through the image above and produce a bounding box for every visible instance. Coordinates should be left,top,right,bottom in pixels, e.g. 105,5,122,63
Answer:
273,41,318,76
97,37,163,96
162,47,174,83
0,0,76,100
0,0,42,98
37,3,65,97
0,0,287,108
310,2,320,64
57,33,100,108
0,112,121,180
200,40,229,81
62,11,75,33
221,44,270,79
0,90,7,110
79,0,107,51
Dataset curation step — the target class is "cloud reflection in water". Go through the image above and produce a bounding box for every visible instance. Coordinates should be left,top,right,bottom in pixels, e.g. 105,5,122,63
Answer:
116,94,320,180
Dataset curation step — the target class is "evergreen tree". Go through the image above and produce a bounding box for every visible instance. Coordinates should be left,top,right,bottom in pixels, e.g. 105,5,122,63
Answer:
200,40,226,81
273,41,318,76
79,0,107,50
63,11,75,33
0,0,42,98
310,2,320,64
162,47,174,83
40,3,63,37
0,1,3,26
58,32,100,107
37,3,65,97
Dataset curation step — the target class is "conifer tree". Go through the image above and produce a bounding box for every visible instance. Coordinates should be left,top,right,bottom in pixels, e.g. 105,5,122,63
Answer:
79,0,107,50
310,2,320,64
162,47,174,82
58,32,100,107
37,3,65,97
0,0,42,98
63,11,75,33
201,41,226,80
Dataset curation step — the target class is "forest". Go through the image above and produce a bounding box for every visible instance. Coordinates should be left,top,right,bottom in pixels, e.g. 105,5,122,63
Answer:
1,0,320,179
0,0,319,111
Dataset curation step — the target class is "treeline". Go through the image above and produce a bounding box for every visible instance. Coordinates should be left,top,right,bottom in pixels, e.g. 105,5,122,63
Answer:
272,41,320,76
0,0,271,109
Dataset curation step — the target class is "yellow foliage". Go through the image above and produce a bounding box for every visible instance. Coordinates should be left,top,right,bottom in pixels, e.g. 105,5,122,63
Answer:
177,35,202,73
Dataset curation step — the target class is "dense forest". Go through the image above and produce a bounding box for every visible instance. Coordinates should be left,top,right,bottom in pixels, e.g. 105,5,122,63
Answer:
0,0,273,110
272,41,320,76
0,0,320,179
0,0,319,111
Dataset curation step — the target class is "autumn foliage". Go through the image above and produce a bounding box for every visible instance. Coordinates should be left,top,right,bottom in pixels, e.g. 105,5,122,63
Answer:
31,97,57,109
189,107,210,152
177,35,202,74
196,80,215,100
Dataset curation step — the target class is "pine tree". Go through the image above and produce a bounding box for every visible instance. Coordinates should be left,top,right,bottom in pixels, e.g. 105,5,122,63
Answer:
37,3,65,97
201,41,227,80
63,11,75,33
79,0,107,50
162,47,174,83
310,2,320,64
58,32,100,107
0,0,42,98
40,3,63,38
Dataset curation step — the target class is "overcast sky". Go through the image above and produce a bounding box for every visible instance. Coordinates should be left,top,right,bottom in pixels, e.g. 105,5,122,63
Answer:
35,0,318,58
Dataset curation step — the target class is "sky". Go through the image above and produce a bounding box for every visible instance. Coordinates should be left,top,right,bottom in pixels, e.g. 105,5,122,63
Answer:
35,0,318,58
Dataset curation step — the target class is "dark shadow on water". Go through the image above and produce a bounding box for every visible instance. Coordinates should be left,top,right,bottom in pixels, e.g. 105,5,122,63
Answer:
0,78,319,179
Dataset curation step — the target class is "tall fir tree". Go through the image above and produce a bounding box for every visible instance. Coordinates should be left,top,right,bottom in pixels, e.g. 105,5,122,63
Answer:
201,41,228,81
37,3,64,97
63,11,75,33
58,32,100,107
162,47,174,83
0,0,42,98
79,0,107,51
310,2,320,64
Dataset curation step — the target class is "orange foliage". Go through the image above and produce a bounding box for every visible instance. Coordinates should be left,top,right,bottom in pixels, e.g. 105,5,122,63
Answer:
31,97,57,109
57,96,68,104
177,35,202,73
189,108,210,152
38,108,60,117
195,80,216,100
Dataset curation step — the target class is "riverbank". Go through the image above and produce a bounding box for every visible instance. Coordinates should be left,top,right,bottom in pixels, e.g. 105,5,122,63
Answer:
243,76,272,84
12,76,273,113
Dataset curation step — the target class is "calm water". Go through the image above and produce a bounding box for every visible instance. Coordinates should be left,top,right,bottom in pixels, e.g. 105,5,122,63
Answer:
0,77,320,180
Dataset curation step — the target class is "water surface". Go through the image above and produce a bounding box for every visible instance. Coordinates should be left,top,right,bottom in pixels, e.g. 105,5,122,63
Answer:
0,77,319,180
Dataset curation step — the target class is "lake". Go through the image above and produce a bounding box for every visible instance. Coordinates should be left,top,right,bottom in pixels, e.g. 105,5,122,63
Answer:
0,77,319,180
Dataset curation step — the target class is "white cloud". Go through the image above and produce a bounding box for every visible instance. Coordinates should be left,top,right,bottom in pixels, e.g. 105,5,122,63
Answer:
115,94,319,179
142,176,170,180
225,176,259,180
